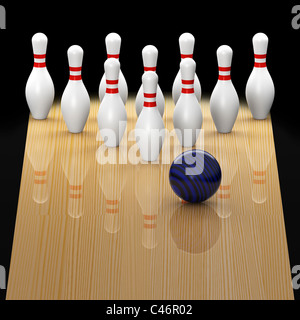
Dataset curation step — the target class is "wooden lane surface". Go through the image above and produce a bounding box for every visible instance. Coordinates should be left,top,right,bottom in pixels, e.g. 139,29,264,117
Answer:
6,95,294,300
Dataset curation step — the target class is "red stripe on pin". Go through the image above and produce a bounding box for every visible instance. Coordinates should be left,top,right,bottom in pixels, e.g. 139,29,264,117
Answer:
144,67,156,71
254,54,267,59
182,80,194,85
107,54,119,59
106,79,118,84
182,88,194,94
144,93,156,98
218,75,231,81
69,66,82,72
34,54,46,59
218,67,231,72
34,62,46,68
181,54,193,59
254,62,267,68
69,75,82,80
144,101,157,107
106,88,118,94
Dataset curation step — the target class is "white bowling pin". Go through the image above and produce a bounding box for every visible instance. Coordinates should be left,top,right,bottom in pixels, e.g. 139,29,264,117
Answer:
25,32,55,120
135,45,165,117
246,32,275,120
172,32,201,104
173,58,202,147
210,45,239,133
98,58,127,148
61,45,90,133
135,71,165,162
99,32,128,105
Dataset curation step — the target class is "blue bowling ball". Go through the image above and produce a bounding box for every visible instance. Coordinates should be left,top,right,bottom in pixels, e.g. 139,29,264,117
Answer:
169,149,222,203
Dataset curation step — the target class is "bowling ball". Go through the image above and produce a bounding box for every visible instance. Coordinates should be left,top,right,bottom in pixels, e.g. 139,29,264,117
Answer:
169,149,222,203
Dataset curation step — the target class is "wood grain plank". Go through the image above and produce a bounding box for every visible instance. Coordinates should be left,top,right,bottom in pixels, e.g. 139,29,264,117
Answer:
6,96,294,300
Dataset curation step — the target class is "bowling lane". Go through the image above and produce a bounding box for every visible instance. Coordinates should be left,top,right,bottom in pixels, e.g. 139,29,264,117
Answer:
6,96,294,299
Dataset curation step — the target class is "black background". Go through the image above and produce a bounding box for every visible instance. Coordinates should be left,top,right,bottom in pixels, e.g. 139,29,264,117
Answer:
1,0,300,301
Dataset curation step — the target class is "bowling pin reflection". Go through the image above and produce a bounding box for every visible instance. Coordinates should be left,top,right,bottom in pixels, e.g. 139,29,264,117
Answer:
170,202,221,254
61,132,90,218
214,131,239,218
243,114,274,204
96,143,127,233
26,118,55,204
135,162,164,249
